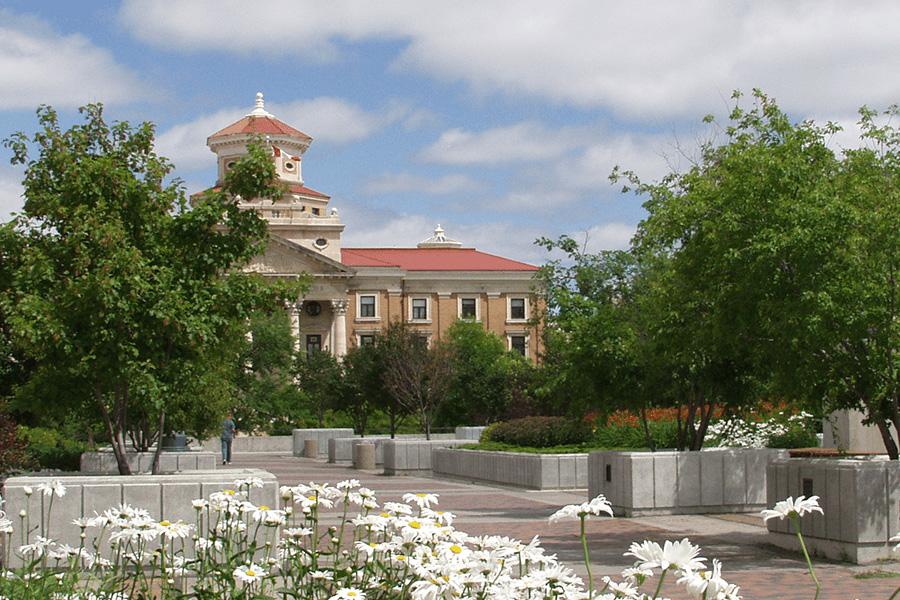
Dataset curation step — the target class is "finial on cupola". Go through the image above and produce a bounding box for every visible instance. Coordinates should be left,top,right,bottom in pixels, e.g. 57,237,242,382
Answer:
247,91,273,117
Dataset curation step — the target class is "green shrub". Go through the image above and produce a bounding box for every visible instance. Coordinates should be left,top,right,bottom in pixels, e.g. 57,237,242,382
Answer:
19,426,87,472
767,427,819,449
485,416,591,448
592,420,680,449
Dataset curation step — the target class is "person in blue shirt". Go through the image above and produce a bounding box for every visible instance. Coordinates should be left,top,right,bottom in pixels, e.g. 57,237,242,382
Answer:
221,413,236,465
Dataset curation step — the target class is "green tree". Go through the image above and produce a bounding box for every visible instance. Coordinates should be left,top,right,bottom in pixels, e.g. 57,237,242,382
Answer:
440,320,518,426
381,322,454,439
234,309,307,434
294,349,344,428
1,104,298,474
339,343,387,436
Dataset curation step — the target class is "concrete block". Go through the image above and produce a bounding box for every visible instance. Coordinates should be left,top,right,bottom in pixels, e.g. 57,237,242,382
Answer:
455,426,487,440
292,428,353,457
653,453,677,508
355,443,376,470
80,450,218,474
630,454,655,509
722,450,747,505
700,452,724,506
676,452,701,506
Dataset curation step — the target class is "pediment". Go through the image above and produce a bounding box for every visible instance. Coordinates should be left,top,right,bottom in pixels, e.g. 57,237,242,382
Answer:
245,235,353,277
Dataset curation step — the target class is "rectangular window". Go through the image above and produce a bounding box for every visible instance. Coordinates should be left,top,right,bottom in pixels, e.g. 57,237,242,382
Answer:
306,334,322,355
359,295,376,318
359,334,376,347
412,298,428,320
271,210,281,218
311,207,321,216
509,297,526,320
460,297,477,319
510,335,527,356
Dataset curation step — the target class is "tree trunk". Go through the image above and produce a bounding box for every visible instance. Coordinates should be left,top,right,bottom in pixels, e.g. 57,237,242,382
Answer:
423,411,431,441
96,386,131,476
692,397,714,451
151,410,166,475
389,405,397,439
640,406,656,452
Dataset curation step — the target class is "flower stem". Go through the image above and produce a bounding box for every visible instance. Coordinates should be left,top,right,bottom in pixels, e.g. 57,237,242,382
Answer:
790,514,820,600
653,567,668,599
580,515,592,596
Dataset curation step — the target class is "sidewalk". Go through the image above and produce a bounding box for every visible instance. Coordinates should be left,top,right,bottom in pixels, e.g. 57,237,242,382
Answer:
226,453,900,599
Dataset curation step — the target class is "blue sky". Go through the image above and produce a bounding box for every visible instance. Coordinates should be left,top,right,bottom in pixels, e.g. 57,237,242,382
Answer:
2,1,899,264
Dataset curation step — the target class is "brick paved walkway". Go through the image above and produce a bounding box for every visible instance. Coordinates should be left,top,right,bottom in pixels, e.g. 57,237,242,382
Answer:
225,453,900,599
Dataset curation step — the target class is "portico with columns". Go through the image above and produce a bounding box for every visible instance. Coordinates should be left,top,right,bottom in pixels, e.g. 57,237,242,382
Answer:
199,93,542,360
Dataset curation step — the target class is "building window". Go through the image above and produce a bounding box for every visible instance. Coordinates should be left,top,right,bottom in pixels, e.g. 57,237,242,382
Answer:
359,294,376,318
359,334,376,347
314,237,328,249
311,207,321,216
459,297,477,320
509,297,527,320
509,335,527,357
411,297,428,321
306,334,322,355
305,301,322,317
271,210,281,218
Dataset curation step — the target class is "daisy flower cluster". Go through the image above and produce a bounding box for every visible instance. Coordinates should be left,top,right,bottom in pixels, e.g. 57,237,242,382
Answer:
707,411,815,448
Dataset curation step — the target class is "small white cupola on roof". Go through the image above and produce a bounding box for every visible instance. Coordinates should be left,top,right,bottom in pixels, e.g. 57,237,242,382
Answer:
417,224,462,248
247,92,273,117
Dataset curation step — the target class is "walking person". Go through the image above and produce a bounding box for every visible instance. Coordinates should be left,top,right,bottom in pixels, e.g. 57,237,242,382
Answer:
221,412,236,465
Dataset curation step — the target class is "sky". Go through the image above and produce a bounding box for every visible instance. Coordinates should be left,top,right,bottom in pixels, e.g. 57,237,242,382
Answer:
1,1,899,264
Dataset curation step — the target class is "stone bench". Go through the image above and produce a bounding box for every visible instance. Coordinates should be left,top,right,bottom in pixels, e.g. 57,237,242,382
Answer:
80,450,219,474
589,448,788,517
1,469,278,567
329,433,459,465
382,439,471,475
432,448,589,489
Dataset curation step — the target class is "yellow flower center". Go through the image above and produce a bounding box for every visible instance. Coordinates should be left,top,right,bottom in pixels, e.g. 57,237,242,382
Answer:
160,520,171,527
258,505,269,511
416,493,427,498
224,490,235,496
409,520,421,529
396,555,406,561
246,569,255,577
348,593,358,598
450,544,462,554
380,512,390,518
307,496,316,502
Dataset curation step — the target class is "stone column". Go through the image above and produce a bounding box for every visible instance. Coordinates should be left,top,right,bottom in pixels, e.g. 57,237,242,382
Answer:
331,299,348,358
286,301,301,352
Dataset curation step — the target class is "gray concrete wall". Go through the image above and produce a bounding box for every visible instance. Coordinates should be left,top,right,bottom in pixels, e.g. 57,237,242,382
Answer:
432,449,589,490
1,469,278,567
821,410,896,453
383,440,471,475
292,428,354,457
766,457,900,564
588,448,787,516
200,435,293,454
455,426,487,441
80,450,218,474
328,434,459,465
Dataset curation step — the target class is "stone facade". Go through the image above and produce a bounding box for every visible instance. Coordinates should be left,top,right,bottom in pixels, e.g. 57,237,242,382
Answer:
197,94,543,360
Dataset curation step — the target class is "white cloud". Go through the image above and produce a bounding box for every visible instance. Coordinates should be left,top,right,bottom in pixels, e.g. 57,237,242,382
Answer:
364,172,482,195
0,167,24,221
156,97,407,171
0,10,144,110
577,223,636,254
120,1,900,119
420,122,588,165
554,132,678,191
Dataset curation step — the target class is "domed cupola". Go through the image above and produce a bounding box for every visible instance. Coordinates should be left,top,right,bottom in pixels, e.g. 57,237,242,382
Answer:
207,92,312,185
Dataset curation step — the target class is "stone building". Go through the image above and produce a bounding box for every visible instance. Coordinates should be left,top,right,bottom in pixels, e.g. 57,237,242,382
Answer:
199,93,542,359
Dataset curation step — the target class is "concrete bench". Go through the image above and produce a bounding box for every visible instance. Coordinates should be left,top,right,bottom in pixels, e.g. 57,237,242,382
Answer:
200,435,293,454
292,428,355,458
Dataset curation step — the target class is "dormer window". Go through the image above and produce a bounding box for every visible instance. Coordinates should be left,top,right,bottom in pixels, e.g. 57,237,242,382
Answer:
284,161,295,172
314,238,328,249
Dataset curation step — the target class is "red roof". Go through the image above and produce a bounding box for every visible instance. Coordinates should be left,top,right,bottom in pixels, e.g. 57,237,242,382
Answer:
342,248,539,272
191,183,329,200
209,115,312,141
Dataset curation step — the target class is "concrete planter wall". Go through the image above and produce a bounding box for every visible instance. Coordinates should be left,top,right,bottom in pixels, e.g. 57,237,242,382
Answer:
589,448,788,516
329,434,457,465
766,457,900,564
432,449,588,490
201,435,292,454
292,428,354,457
455,426,487,441
80,450,218,474
383,440,471,475
1,469,278,567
